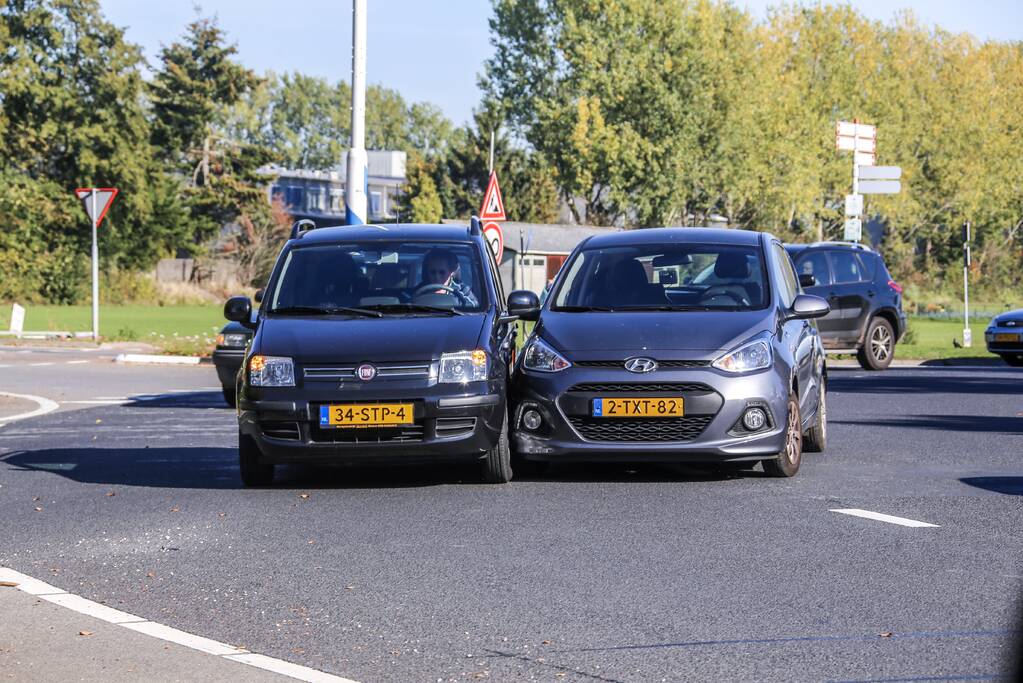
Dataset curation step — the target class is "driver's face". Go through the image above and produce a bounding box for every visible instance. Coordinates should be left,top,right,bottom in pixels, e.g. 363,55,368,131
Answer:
424,259,454,285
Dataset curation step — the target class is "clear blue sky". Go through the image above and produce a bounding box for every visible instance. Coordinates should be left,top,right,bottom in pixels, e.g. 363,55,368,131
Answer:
101,1,1022,127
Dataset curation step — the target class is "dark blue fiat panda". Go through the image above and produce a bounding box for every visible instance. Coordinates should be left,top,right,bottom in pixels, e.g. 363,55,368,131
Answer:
224,220,519,486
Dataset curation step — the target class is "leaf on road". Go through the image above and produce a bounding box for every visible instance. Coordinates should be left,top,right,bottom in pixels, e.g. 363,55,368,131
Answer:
146,571,156,578
298,493,310,500
32,496,40,501
34,506,43,512
169,507,180,513
878,631,893,638
79,630,93,637
95,419,102,424
344,584,355,590
542,640,552,645
0,581,19,587
106,492,116,497
307,540,315,544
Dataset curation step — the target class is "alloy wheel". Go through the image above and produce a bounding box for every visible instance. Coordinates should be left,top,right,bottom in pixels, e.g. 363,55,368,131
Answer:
870,325,892,363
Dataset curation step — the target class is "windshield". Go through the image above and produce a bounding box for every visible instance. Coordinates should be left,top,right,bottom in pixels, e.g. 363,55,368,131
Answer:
552,243,768,311
269,241,488,314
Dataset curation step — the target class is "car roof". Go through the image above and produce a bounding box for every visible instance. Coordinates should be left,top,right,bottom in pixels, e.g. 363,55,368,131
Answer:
294,223,475,245
785,241,874,253
582,227,766,249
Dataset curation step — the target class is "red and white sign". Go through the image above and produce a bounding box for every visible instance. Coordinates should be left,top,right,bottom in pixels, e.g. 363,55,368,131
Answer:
74,188,119,227
483,222,504,263
480,171,506,221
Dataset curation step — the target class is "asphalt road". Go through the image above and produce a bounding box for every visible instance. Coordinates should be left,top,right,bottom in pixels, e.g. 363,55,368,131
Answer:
1,348,1021,682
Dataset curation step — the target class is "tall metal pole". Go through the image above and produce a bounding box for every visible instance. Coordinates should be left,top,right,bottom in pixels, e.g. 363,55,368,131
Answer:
851,121,860,243
91,189,99,340
488,130,495,173
963,221,971,348
345,0,368,225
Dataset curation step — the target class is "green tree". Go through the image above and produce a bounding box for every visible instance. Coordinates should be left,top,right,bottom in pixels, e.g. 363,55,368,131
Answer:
400,153,443,223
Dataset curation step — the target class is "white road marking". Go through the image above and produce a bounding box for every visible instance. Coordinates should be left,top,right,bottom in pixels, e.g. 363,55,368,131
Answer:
0,391,60,427
830,508,940,528
0,567,359,682
64,400,127,405
66,360,89,364
29,362,55,367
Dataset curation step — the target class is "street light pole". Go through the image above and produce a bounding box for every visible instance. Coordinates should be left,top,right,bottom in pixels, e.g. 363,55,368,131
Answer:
345,0,367,225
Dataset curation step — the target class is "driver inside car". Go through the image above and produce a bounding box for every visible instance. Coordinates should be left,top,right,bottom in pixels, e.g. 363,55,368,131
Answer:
412,248,478,307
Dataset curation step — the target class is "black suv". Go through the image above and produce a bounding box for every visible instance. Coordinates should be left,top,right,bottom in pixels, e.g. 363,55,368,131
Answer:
224,220,521,485
785,242,906,370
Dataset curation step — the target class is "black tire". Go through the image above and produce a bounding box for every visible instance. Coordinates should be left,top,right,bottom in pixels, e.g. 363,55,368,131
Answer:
763,392,802,477
857,317,895,371
1002,354,1023,368
239,432,274,487
482,412,513,484
803,383,827,453
222,386,236,408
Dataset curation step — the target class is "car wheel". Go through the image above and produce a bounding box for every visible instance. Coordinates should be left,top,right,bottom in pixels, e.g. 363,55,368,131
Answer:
802,383,827,453
857,317,895,371
482,412,513,484
222,386,236,408
239,432,274,487
763,392,802,477
1002,354,1023,367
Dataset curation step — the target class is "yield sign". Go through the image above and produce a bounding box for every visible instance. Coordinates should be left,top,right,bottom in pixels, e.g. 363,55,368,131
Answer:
75,188,119,226
479,171,506,221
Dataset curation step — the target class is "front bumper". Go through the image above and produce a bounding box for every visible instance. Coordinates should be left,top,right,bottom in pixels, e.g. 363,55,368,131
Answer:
239,380,505,464
985,329,1023,355
510,366,788,463
212,348,246,387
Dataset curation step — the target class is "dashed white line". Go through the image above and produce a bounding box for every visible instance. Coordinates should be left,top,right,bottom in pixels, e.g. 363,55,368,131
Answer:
830,508,939,528
66,360,89,364
29,362,55,367
0,567,359,683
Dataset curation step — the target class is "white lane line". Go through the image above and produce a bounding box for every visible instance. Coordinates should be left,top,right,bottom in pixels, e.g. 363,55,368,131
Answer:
0,567,359,683
64,400,126,405
0,391,60,427
29,362,55,367
830,508,940,528
66,360,89,364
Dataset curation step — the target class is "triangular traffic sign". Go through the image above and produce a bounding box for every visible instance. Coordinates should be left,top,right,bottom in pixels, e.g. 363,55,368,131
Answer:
75,188,119,227
479,172,506,221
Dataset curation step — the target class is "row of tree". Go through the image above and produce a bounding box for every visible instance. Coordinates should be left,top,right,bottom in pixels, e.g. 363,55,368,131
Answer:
484,0,1023,292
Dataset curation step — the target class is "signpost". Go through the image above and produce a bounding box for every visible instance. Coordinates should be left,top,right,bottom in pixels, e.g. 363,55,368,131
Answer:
962,221,971,348
479,171,506,263
836,120,901,243
74,188,119,340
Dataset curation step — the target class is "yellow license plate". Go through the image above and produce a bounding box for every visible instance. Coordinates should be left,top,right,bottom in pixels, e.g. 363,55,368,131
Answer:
320,403,414,428
994,333,1019,342
592,397,684,418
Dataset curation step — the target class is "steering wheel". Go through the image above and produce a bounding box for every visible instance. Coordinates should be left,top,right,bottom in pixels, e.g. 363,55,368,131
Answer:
700,286,750,306
413,283,458,297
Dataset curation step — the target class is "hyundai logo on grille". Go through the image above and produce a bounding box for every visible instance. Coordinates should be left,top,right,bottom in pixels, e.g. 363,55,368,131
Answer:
356,363,377,381
624,357,658,373
1006,320,1019,327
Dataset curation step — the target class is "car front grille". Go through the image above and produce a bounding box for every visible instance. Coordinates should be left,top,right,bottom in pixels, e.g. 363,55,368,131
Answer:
303,361,432,381
310,425,425,443
568,382,714,393
567,415,714,442
260,422,301,441
574,360,711,369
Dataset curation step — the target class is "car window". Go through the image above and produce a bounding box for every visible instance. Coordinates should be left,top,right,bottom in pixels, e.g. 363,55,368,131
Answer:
830,250,867,284
552,243,767,311
795,251,832,287
269,241,488,313
771,243,799,307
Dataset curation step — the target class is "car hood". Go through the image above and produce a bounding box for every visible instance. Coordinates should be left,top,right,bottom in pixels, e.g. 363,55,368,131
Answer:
538,309,776,357
991,309,1023,326
254,314,487,363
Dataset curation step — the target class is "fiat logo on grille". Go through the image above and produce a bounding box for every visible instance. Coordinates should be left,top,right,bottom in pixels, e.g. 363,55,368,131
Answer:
356,363,377,381
624,357,658,373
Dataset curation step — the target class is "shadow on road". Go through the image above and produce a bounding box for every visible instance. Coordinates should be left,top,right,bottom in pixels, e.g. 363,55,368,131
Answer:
831,414,1022,435
960,476,1023,496
829,370,1023,396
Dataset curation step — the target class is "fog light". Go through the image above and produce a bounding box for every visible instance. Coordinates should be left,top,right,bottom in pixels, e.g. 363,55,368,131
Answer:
742,407,767,431
522,409,542,431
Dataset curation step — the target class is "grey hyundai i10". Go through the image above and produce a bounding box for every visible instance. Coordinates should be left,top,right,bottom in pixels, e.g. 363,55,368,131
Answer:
507,228,830,477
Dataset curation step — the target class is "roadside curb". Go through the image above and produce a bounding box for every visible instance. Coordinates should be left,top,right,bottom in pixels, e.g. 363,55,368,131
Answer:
114,353,211,366
0,391,60,427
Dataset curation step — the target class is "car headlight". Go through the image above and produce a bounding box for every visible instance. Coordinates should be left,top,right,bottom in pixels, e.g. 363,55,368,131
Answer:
712,339,772,373
438,350,488,383
249,355,295,386
219,333,248,348
522,337,571,372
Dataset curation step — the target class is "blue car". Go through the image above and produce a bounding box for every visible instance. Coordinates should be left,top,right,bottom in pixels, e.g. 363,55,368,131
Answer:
985,309,1023,366
507,228,830,478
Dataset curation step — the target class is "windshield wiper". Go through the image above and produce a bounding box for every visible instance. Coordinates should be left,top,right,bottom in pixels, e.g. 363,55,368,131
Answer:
361,303,464,316
553,305,616,312
270,306,383,318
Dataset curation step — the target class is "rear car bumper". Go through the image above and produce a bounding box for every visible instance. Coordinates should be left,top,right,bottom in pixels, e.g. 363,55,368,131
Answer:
238,383,505,464
212,348,246,387
510,366,788,463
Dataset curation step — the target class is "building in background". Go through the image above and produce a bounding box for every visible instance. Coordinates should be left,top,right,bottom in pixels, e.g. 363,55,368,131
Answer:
264,151,407,225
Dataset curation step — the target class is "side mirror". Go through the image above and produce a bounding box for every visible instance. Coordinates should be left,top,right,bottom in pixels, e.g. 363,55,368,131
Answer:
224,296,256,329
798,273,816,288
789,294,829,320
254,288,264,303
507,289,541,321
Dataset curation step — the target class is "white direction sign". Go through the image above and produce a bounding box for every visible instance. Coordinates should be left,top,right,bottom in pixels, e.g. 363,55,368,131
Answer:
859,179,901,194
857,165,902,180
854,151,876,167
844,218,862,241
845,194,863,217
836,121,876,138
836,135,876,153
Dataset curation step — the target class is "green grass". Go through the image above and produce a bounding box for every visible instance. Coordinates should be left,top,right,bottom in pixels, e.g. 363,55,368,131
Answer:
893,316,995,361
0,304,224,355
